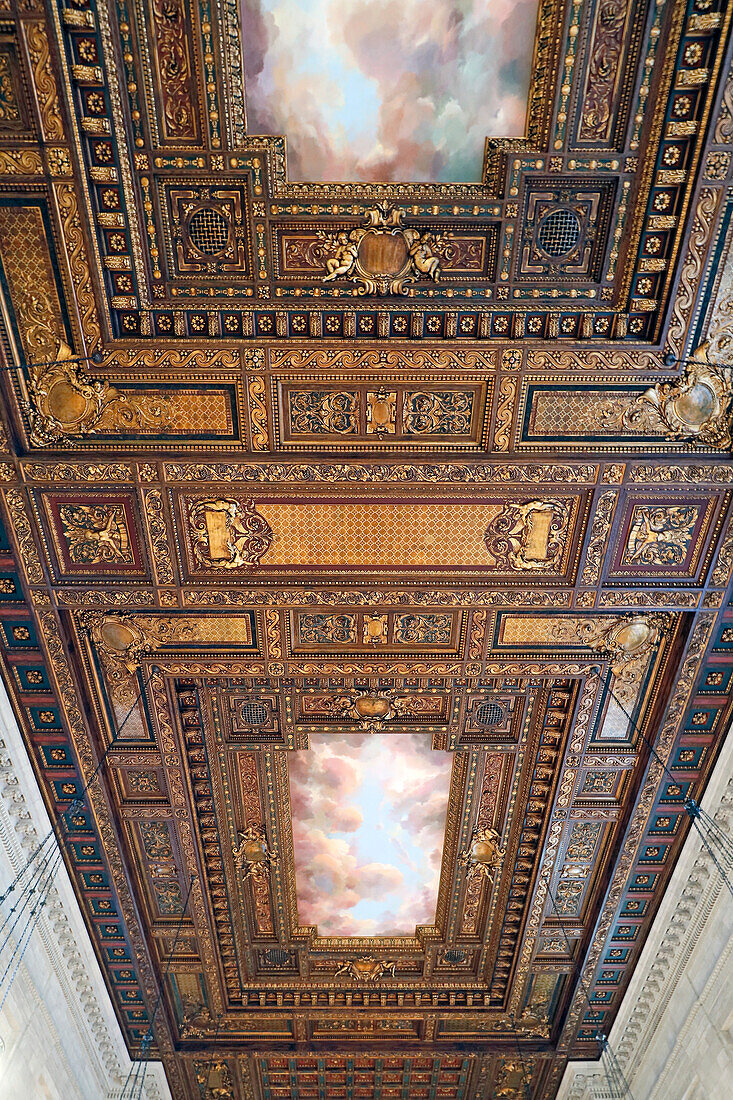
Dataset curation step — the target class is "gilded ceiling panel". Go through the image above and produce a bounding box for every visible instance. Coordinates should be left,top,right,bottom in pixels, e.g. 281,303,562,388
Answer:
0,1,729,1098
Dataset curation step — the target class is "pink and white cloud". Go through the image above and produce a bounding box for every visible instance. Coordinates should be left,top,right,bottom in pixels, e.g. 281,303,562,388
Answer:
242,0,539,181
289,733,453,936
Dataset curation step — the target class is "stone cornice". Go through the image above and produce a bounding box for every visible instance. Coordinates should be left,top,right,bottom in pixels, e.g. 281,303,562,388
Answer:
0,682,171,1100
558,717,733,1099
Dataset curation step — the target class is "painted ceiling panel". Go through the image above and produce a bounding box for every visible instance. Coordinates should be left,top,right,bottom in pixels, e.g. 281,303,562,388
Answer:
289,733,453,935
241,0,538,181
0,0,732,1097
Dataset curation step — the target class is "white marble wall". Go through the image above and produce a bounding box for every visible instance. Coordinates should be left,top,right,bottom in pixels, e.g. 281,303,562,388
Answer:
558,717,733,1100
0,681,171,1100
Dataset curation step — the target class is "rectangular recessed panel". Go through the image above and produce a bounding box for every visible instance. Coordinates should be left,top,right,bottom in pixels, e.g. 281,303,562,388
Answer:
258,502,502,566
289,733,452,936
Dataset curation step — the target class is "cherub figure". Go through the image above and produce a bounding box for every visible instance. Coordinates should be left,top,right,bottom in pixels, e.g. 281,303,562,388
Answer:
323,231,359,281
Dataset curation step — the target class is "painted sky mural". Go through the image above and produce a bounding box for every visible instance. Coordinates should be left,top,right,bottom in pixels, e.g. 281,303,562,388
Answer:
242,0,539,182
289,733,453,936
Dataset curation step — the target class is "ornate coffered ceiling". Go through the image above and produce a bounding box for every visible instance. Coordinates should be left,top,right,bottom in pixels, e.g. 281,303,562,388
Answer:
0,1,730,1098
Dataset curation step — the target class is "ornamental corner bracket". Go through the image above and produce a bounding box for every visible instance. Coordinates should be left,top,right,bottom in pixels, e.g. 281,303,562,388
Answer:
607,344,733,450
23,340,171,447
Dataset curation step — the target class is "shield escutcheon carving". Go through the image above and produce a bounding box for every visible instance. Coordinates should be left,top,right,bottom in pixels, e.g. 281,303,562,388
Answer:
188,497,273,569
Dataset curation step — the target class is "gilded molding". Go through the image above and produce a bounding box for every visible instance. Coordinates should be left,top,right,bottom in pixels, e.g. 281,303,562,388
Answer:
666,189,723,357
163,462,599,484
598,590,699,608
711,513,733,587
577,0,629,143
35,610,181,1080
53,183,102,350
247,374,269,451
183,588,572,608
527,350,664,372
0,148,44,174
142,488,175,586
493,375,515,452
713,62,733,143
21,462,135,481
628,463,733,482
23,20,65,140
558,611,717,1049
3,487,44,583
580,490,618,586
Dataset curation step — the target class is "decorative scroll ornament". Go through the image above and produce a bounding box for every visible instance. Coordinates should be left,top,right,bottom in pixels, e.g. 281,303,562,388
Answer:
316,689,437,731
334,957,397,982
579,613,667,706
24,340,171,447
88,613,161,673
232,825,276,881
179,999,213,1039
85,612,196,703
320,203,444,295
188,497,273,569
605,344,733,449
460,827,505,882
483,499,570,571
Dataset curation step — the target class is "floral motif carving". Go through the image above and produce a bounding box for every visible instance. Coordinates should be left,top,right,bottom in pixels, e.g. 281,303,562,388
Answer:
578,0,628,141
151,0,196,139
483,500,570,571
188,497,273,569
0,52,20,125
247,373,269,450
23,22,64,141
0,148,43,175
580,490,618,586
320,203,444,295
4,488,44,583
142,488,175,585
54,183,101,350
288,390,359,435
402,391,474,435
714,63,733,143
392,613,452,645
165,461,597,483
